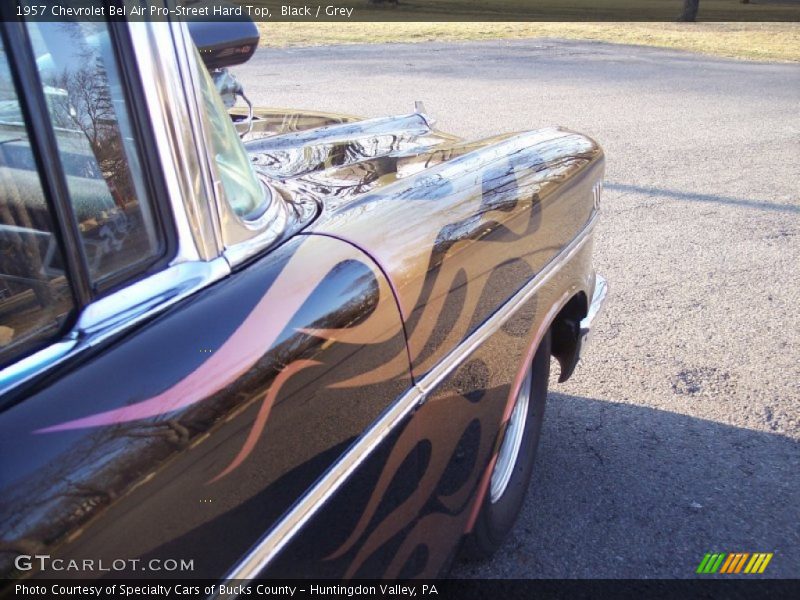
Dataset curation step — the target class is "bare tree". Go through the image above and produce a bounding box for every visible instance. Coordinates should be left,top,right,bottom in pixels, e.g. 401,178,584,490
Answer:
48,52,134,209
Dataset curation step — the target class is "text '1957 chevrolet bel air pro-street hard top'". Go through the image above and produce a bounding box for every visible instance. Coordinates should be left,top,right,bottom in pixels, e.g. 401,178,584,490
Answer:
0,4,607,585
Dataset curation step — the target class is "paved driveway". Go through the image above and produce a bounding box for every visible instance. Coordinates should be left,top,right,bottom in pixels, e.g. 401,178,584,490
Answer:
237,39,800,578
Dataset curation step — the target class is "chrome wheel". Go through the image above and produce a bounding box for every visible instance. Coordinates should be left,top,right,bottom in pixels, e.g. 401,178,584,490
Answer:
489,364,532,503
462,331,550,561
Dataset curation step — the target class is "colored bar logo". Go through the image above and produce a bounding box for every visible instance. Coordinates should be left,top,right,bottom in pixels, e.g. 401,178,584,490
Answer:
696,552,773,574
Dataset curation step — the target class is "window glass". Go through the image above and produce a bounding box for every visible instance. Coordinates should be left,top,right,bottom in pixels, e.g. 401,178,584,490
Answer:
26,20,161,284
0,38,75,366
193,47,267,222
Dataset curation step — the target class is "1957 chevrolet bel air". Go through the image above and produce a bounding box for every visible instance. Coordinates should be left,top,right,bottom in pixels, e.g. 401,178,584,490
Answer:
0,6,606,583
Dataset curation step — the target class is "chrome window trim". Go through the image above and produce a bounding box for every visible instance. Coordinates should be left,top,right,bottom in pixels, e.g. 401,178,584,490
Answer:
0,258,231,397
221,182,317,267
216,176,288,249
170,21,293,266
75,259,230,338
0,340,79,394
168,19,225,257
216,211,599,591
128,23,201,262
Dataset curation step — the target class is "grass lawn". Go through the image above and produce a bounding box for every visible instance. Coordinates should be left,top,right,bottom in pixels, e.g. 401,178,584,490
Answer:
258,22,800,63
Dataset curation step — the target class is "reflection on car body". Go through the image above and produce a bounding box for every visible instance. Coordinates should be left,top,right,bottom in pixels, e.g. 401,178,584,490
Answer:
0,3,607,585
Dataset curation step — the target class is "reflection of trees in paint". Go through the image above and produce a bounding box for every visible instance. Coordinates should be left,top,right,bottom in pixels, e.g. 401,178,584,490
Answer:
0,416,194,577
47,49,135,210
30,21,161,281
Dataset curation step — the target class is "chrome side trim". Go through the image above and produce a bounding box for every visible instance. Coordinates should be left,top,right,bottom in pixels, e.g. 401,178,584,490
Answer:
579,273,608,349
213,389,425,598
218,212,599,588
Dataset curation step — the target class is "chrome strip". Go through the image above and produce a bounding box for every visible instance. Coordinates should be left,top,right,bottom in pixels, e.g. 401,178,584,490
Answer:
218,212,599,588
213,389,425,598
0,340,78,392
76,259,230,338
163,19,225,259
580,273,608,349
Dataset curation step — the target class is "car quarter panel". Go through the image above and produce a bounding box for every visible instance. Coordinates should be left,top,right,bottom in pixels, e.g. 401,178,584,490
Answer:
241,122,604,579
0,234,411,580
307,126,604,380
263,237,596,579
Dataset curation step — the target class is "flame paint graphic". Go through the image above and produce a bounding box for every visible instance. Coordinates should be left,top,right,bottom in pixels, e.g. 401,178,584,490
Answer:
31,127,598,576
209,359,320,483
327,380,504,578
36,237,380,434
317,138,600,576
14,117,603,580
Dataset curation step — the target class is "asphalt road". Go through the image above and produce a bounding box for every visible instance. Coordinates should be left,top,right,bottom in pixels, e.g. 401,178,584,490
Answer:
237,39,800,578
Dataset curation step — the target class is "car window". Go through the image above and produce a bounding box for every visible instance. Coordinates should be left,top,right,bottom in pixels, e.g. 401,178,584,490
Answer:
25,21,162,286
0,37,75,366
193,46,268,223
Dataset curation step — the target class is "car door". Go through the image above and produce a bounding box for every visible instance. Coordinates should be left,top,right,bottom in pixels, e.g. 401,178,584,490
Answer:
0,16,416,581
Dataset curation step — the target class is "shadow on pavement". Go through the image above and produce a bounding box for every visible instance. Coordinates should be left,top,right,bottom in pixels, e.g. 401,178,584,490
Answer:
605,183,800,214
453,393,799,578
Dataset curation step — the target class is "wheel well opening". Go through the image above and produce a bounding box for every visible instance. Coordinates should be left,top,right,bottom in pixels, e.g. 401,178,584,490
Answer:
550,292,588,383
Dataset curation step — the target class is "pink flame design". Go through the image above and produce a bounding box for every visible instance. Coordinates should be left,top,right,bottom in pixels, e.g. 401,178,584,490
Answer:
36,238,354,434
208,359,320,483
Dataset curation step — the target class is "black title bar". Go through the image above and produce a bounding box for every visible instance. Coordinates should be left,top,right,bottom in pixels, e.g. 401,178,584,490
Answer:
4,579,800,600
6,0,800,22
